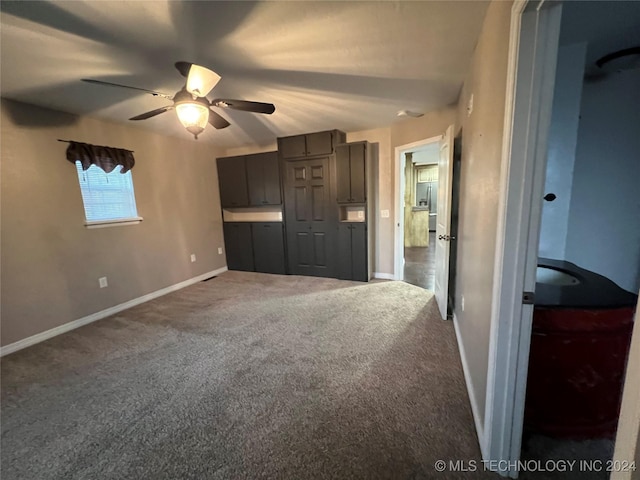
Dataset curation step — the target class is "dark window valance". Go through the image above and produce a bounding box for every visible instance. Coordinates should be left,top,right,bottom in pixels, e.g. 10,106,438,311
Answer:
65,141,135,173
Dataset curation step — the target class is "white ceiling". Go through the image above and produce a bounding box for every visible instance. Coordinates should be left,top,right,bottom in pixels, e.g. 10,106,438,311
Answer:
0,1,489,149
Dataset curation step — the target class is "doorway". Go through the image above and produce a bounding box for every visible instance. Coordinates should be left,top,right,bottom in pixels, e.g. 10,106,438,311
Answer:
485,0,640,477
394,136,441,287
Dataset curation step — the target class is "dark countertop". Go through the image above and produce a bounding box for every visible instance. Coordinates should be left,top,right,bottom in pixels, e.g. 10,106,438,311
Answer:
535,258,638,309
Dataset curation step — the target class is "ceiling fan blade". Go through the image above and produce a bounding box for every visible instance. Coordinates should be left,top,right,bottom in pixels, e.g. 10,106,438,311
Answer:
208,109,231,129
82,79,173,99
174,61,192,78
129,106,174,121
212,99,276,114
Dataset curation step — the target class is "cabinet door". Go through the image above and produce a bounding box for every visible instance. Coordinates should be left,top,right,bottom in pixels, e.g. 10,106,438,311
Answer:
337,224,353,280
280,135,307,159
252,223,286,274
349,143,366,203
217,157,249,207
261,152,282,205
335,145,352,203
246,152,281,206
306,131,333,156
351,223,368,281
223,223,254,271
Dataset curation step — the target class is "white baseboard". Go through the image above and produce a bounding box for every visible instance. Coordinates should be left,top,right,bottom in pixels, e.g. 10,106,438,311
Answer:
452,312,487,459
0,267,228,357
373,272,395,280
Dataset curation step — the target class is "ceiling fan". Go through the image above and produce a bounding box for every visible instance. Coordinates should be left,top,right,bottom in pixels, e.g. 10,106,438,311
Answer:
82,62,276,139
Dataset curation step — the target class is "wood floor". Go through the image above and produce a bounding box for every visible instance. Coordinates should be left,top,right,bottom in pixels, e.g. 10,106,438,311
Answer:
403,232,436,290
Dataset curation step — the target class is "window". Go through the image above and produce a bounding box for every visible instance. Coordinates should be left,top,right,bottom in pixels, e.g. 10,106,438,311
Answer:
75,161,142,228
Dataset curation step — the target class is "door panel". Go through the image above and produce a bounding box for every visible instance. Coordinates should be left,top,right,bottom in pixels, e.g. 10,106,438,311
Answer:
350,144,366,203
252,223,286,274
311,186,325,221
351,223,368,281
284,157,336,276
338,224,353,280
313,232,327,267
294,187,307,221
246,152,281,205
434,125,454,319
217,157,249,207
306,131,333,156
295,231,311,267
223,223,254,271
280,135,307,159
245,155,266,206
336,145,351,203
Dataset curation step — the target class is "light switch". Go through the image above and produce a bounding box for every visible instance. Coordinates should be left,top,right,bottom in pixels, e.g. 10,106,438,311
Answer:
381,210,389,218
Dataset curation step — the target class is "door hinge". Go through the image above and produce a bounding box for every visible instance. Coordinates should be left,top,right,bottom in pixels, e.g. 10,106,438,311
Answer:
522,291,535,305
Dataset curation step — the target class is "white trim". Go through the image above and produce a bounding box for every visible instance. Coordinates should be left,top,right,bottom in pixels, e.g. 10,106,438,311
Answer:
393,135,443,280
453,313,487,458
86,217,143,229
0,267,228,357
484,0,562,477
373,272,395,280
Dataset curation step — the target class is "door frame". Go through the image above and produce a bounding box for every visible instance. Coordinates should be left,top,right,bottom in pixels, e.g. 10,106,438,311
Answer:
393,135,442,280
484,0,562,476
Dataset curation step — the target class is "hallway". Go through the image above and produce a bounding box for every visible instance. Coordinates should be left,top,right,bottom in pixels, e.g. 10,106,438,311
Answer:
403,232,436,290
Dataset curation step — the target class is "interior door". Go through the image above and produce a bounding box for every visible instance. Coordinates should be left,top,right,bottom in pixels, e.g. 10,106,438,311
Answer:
434,125,454,320
284,158,335,277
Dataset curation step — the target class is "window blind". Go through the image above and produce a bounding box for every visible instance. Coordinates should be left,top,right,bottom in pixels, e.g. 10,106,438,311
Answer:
75,161,139,222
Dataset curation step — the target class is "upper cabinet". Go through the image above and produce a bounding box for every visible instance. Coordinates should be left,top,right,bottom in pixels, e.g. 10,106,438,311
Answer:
336,142,366,204
278,130,346,159
217,156,249,207
246,152,281,205
217,151,281,207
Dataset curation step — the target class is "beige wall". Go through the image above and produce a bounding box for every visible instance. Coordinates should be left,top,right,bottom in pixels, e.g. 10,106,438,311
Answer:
1,99,226,347
452,0,513,425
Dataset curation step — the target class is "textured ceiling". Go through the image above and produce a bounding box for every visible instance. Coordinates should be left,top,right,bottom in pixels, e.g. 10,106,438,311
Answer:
0,1,489,148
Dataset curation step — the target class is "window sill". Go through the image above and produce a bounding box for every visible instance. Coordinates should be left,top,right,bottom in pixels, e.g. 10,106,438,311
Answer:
85,217,143,229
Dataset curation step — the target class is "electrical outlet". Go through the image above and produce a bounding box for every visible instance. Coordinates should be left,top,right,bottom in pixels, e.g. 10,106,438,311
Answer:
357,211,364,219
461,295,465,312
99,277,108,288
381,209,389,218
218,247,223,255
190,254,196,263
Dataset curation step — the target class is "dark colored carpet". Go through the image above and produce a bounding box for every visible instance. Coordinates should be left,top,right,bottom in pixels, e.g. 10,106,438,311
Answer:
1,272,494,479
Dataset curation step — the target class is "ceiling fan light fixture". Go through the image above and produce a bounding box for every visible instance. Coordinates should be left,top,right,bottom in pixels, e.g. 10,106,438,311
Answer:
176,102,210,139
186,64,221,98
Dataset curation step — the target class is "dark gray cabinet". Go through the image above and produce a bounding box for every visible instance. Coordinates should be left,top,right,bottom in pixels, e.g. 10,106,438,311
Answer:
336,143,366,204
246,152,281,205
224,222,286,274
338,223,368,281
279,130,345,159
223,223,254,271
217,157,249,207
218,152,280,207
251,222,286,274
283,157,337,277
